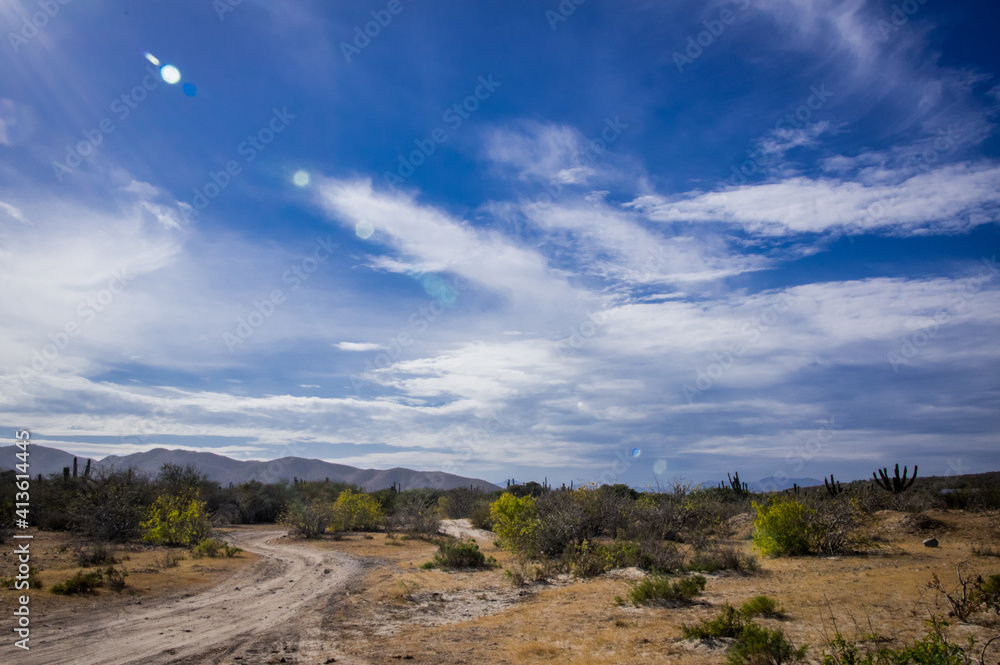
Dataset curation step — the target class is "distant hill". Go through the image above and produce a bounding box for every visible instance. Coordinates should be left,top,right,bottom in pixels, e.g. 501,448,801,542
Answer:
0,445,501,492
0,444,97,479
748,477,821,492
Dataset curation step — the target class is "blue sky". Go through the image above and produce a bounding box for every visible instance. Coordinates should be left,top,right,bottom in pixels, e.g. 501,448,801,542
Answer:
1,0,999,488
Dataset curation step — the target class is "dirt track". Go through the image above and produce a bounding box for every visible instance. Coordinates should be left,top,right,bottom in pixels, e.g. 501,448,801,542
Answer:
19,528,362,665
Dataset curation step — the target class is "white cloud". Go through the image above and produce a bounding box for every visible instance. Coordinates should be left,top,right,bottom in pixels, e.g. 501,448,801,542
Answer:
484,122,596,185
631,163,1000,236
336,342,384,352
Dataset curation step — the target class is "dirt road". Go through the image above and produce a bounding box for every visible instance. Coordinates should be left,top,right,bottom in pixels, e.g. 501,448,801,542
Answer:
19,528,362,665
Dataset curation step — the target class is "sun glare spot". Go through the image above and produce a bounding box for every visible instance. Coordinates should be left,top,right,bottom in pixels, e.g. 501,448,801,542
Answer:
144,52,160,66
293,170,310,187
355,219,375,239
654,459,667,475
160,65,181,84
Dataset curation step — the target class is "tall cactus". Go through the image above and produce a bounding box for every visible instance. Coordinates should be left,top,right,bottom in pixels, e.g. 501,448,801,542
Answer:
726,471,749,497
824,474,844,497
872,463,917,494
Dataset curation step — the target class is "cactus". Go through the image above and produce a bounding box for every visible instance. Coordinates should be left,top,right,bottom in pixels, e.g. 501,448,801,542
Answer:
84,459,91,477
783,482,800,497
872,463,917,494
726,471,749,497
824,474,844,497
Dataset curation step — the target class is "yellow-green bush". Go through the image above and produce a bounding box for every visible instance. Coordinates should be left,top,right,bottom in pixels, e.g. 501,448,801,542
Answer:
141,496,210,546
330,489,383,532
751,497,818,557
490,493,539,558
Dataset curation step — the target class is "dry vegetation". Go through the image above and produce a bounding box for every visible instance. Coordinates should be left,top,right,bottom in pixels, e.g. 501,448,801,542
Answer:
293,510,1000,664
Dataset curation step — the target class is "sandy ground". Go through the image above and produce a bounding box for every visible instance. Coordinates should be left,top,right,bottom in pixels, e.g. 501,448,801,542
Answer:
9,526,362,665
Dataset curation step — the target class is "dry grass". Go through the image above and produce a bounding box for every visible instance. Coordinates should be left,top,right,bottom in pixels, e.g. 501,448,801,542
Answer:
0,527,256,614
303,509,1000,664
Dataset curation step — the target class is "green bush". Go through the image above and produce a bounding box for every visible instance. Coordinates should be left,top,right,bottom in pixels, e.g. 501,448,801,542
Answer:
752,498,818,557
682,603,748,639
426,540,493,569
725,623,807,665
51,570,104,595
280,499,332,538
822,618,975,665
0,565,42,590
741,595,785,619
141,496,210,547
192,537,242,558
627,573,706,607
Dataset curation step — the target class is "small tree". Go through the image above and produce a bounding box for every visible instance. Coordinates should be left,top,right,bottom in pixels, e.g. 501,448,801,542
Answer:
490,493,539,558
141,496,210,546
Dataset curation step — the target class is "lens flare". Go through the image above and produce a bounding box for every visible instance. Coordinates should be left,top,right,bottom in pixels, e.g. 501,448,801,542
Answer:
632,448,641,458
144,52,160,66
160,65,181,84
183,83,197,97
355,219,374,239
293,170,310,187
654,459,667,475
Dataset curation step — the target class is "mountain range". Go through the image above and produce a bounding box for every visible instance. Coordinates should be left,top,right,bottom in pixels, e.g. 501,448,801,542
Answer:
0,445,501,492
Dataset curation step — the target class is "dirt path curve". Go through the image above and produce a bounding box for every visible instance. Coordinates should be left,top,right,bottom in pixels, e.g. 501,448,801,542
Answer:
438,518,495,543
20,528,363,665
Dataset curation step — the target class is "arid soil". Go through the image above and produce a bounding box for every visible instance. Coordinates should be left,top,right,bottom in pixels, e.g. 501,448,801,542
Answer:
3,511,998,664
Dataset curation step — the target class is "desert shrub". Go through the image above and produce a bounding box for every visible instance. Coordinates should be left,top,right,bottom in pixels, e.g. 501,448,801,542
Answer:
623,493,685,542
563,540,610,578
158,551,183,568
0,565,42,590
682,603,748,639
627,573,706,607
636,538,686,573
490,493,540,559
741,595,785,619
68,468,157,541
752,498,818,557
468,501,494,530
330,489,383,532
971,544,1000,557
51,570,104,594
192,537,242,558
103,565,128,591
688,542,759,574
141,495,210,546
927,568,1000,620
279,499,332,538
822,618,977,665
811,496,878,555
426,540,492,569
385,491,440,535
725,623,807,665
77,542,118,567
